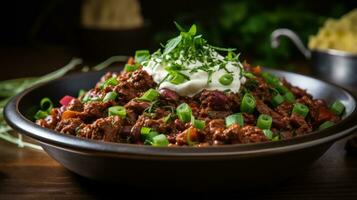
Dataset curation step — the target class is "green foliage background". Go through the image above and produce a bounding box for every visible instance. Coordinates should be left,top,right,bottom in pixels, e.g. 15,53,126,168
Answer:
153,0,350,69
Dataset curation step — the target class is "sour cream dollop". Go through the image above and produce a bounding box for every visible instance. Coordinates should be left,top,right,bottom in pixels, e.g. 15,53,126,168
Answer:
143,53,246,97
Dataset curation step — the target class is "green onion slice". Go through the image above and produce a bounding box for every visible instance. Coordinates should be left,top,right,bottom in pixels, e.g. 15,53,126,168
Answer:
219,73,234,86
103,91,118,102
108,106,126,118
176,103,192,123
225,113,244,127
135,50,150,64
151,134,169,147
330,100,345,116
240,93,256,114
138,89,159,102
40,97,53,113
34,110,49,120
292,103,309,118
318,121,335,131
257,114,273,130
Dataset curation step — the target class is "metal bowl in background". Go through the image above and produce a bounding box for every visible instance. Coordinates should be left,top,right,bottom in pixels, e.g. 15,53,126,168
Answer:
271,29,357,89
4,68,357,189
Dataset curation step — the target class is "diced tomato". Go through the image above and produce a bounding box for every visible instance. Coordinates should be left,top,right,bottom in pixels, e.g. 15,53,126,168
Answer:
61,110,82,120
60,95,75,106
252,66,262,74
127,57,135,65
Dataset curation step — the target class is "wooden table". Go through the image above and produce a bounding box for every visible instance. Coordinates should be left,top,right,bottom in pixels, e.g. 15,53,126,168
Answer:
0,136,356,200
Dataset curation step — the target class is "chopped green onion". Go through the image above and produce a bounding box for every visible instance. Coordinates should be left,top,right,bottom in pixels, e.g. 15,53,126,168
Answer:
143,131,159,145
263,129,274,140
140,127,152,141
257,114,272,130
271,94,285,107
240,93,256,114
292,103,309,118
103,92,118,102
261,72,279,85
78,89,86,98
82,93,91,103
243,72,256,79
34,110,49,120
219,73,234,85
330,100,345,116
108,106,126,118
276,85,289,94
193,119,205,130
225,113,244,127
100,77,118,89
124,63,140,72
138,89,160,102
151,134,169,147
272,135,280,141
40,97,53,112
141,127,152,135
318,121,335,131
170,73,186,85
135,50,150,64
176,103,192,123
284,92,295,103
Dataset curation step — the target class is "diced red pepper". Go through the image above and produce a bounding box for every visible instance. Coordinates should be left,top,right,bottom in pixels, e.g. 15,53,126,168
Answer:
60,95,75,106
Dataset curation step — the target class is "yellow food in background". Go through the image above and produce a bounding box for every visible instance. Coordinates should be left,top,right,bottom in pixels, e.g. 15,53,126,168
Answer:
308,9,357,54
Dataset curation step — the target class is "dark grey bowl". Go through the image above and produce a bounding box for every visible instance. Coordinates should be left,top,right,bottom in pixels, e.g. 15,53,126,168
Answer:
4,68,357,189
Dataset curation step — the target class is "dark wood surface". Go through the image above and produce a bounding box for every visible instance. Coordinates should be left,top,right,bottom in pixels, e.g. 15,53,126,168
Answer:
0,46,357,200
0,136,356,200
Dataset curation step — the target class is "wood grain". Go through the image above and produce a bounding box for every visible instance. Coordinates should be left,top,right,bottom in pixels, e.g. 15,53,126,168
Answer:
0,136,357,200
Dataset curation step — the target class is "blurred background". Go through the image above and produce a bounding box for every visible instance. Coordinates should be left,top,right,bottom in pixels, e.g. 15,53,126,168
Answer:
0,0,356,80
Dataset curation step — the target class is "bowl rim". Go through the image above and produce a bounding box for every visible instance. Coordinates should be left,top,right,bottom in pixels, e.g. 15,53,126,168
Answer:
4,68,357,159
312,49,357,59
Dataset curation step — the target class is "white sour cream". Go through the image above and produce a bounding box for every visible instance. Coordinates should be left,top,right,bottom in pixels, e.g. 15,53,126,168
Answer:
143,53,246,97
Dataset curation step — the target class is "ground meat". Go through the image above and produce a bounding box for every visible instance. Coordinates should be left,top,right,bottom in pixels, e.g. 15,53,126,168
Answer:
36,108,62,129
36,62,342,146
55,118,83,135
199,90,233,111
256,99,289,128
124,99,151,124
115,69,156,103
67,99,84,112
159,88,179,102
290,114,312,135
78,116,122,142
275,102,293,117
83,101,113,119
238,126,268,143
